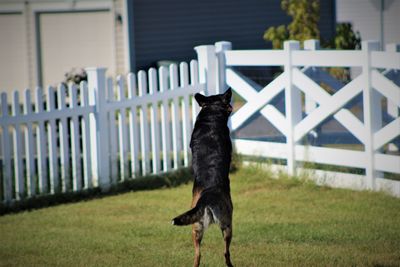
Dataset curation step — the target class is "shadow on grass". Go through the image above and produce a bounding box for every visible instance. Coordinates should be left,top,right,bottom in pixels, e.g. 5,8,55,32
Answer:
0,168,192,216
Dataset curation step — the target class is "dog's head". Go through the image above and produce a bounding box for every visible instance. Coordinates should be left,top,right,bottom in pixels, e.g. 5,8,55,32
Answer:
194,88,232,115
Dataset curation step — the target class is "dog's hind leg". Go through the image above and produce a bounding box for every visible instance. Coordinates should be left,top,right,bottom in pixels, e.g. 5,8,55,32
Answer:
192,222,204,267
221,225,233,267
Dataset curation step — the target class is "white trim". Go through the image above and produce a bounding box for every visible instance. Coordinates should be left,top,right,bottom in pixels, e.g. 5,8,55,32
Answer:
122,0,131,73
110,0,117,78
28,0,114,86
29,1,112,13
0,3,25,13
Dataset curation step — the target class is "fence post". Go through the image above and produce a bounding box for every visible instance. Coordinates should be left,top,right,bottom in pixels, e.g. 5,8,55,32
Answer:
362,41,381,190
284,40,301,176
194,45,217,95
215,41,232,94
1,93,12,203
385,43,400,118
304,39,320,114
86,67,110,191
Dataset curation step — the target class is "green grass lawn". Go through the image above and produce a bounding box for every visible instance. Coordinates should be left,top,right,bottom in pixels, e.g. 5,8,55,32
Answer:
1,166,400,267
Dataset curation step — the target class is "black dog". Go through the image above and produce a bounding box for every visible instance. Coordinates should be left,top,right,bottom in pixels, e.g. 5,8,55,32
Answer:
172,89,234,267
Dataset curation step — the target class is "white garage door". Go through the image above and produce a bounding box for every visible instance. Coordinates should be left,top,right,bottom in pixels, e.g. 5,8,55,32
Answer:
39,11,114,87
0,13,29,93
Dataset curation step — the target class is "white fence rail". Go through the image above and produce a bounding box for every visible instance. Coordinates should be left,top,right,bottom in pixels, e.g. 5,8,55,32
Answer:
1,40,400,205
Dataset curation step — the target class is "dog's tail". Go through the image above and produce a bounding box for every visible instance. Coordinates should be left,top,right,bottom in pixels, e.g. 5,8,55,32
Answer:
171,205,205,226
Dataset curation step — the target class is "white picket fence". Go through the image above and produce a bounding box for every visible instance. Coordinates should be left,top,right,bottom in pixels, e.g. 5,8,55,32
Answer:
1,40,400,204
0,61,205,203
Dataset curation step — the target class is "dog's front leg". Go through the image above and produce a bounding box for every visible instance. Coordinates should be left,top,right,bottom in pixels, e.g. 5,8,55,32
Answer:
192,222,204,267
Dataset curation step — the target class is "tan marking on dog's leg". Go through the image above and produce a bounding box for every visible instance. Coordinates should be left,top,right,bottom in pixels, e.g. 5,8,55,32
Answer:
222,226,233,267
191,188,202,208
192,222,204,267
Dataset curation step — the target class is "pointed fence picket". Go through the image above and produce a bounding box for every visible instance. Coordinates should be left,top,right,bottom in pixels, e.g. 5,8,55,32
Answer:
57,84,70,192
1,93,12,202
170,64,182,170
12,91,24,199
46,86,58,193
23,89,36,197
180,62,191,166
149,68,161,174
127,73,140,178
34,87,47,194
190,60,201,126
107,77,118,184
159,67,171,172
80,81,92,188
138,71,151,175
69,84,82,191
116,76,129,180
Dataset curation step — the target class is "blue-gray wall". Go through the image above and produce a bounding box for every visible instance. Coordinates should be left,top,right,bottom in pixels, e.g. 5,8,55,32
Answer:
130,0,335,70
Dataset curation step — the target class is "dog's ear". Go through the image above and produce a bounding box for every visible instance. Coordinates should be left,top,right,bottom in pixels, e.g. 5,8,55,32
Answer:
222,88,232,104
195,93,207,107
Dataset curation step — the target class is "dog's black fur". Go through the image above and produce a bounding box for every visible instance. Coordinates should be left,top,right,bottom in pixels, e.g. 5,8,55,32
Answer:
171,88,234,267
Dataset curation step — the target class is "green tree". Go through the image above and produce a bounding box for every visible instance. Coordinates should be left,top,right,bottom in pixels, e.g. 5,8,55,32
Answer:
333,23,361,50
263,0,320,49
326,23,362,82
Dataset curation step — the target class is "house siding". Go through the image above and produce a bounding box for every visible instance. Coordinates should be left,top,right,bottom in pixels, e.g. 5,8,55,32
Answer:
384,0,400,44
26,3,36,91
114,0,128,75
336,0,400,45
0,0,129,92
0,11,29,92
39,11,115,87
131,0,335,70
